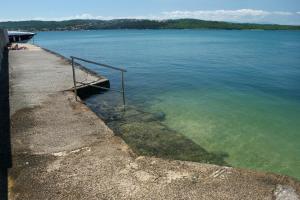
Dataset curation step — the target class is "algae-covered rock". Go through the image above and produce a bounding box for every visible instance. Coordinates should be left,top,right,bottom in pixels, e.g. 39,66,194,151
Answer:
89,100,228,166
113,120,228,166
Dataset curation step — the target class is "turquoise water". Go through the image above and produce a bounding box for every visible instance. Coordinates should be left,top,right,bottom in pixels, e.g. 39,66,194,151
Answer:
35,30,300,179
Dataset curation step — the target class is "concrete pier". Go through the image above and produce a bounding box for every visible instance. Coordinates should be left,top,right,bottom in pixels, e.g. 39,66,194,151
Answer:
7,44,300,199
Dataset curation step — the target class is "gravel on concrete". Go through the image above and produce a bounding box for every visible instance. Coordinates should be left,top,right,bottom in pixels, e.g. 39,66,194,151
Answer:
8,44,300,200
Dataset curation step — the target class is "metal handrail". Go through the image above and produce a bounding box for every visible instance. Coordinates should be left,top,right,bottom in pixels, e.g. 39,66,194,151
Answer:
71,56,127,72
71,56,127,106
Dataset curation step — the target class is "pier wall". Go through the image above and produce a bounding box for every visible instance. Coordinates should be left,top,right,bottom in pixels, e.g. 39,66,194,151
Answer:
0,29,9,67
0,28,10,200
0,29,10,166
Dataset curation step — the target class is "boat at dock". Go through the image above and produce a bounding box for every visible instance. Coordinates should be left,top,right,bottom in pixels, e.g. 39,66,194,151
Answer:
8,31,36,43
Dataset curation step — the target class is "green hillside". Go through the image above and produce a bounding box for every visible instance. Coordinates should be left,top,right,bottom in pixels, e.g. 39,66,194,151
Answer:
1,19,300,31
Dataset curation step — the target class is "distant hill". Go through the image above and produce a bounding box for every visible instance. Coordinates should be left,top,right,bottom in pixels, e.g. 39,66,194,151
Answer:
1,19,300,31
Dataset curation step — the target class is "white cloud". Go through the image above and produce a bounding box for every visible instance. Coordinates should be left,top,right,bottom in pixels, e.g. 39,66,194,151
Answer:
272,11,293,16
0,13,159,22
43,9,296,22
162,9,269,19
160,9,267,23
160,9,297,23
159,9,300,25
31,14,115,21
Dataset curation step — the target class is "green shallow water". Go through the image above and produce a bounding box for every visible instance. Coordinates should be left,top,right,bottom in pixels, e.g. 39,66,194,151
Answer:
149,89,300,179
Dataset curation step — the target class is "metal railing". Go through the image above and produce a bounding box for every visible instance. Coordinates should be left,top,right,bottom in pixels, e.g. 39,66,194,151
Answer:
71,56,127,106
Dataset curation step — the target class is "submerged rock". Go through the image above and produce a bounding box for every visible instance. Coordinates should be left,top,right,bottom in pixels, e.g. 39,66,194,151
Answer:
116,120,228,166
274,185,299,200
152,112,166,121
143,111,166,122
90,101,227,165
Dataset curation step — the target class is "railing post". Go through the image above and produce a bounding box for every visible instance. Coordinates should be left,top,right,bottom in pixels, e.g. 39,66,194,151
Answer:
70,56,127,105
121,71,126,107
71,57,78,101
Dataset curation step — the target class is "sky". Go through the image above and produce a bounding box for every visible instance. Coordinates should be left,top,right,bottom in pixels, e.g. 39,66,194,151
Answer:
1,0,300,25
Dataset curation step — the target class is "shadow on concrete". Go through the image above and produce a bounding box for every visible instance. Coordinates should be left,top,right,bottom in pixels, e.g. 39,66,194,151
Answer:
0,48,12,200
76,80,110,99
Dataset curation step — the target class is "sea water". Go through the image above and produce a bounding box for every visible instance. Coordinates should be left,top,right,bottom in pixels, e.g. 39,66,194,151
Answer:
35,30,300,180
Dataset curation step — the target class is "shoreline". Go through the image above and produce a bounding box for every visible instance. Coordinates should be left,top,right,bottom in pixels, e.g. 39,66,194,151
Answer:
8,44,300,199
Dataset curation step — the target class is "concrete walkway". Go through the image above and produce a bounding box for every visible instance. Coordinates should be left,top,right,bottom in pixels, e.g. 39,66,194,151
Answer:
9,44,300,200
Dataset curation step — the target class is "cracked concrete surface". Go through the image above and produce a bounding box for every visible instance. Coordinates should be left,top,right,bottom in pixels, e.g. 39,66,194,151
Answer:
8,44,300,199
